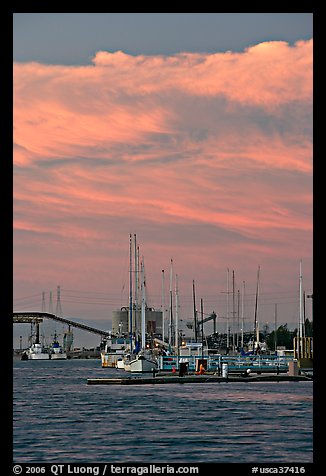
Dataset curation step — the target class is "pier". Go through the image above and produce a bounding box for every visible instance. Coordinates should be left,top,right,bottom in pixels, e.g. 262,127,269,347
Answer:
87,373,312,385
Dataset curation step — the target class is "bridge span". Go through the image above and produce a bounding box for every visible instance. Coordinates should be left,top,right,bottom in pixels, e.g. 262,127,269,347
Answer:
13,312,111,338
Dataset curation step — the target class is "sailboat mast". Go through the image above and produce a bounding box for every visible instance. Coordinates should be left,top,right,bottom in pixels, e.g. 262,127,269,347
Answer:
129,234,133,354
161,269,165,343
241,281,245,348
141,259,146,349
200,298,204,360
192,280,198,342
299,259,303,341
298,259,303,358
232,270,235,351
175,274,179,351
134,234,138,337
226,268,229,348
274,303,278,353
169,259,173,347
254,265,260,348
237,289,240,348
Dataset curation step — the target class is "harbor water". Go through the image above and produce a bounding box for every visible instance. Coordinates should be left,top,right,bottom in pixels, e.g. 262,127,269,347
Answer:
13,359,313,463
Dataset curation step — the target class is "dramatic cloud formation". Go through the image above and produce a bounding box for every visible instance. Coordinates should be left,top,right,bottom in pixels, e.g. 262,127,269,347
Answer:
13,39,313,333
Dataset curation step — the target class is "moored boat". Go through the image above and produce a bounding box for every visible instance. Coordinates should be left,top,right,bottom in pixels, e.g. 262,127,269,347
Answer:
49,332,67,360
23,342,50,360
128,352,158,373
21,321,50,360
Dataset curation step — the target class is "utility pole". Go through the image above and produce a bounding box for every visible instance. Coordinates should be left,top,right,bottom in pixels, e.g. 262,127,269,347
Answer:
55,285,63,318
49,291,53,314
41,291,46,313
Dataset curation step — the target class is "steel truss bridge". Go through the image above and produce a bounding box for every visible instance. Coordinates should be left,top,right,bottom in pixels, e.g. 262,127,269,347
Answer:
13,312,111,338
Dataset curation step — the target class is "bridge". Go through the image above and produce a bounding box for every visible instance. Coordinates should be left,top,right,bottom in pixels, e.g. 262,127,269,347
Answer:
186,312,217,335
13,312,111,338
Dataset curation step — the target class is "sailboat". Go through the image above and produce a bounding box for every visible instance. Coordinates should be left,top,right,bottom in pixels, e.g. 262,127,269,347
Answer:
128,255,158,373
253,265,261,353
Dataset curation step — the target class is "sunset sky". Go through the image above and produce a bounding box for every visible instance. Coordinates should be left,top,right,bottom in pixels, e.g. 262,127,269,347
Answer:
13,13,313,348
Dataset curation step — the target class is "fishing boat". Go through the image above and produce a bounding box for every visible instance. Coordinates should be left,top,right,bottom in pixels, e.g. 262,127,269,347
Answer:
21,321,50,360
49,331,67,360
100,335,130,368
22,342,50,360
101,347,126,368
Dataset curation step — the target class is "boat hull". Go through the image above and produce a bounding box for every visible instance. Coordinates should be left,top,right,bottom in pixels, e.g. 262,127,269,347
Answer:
49,352,67,360
26,343,50,360
29,354,49,360
128,355,158,373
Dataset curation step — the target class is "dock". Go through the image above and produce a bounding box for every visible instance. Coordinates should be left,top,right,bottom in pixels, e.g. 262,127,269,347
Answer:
87,373,312,385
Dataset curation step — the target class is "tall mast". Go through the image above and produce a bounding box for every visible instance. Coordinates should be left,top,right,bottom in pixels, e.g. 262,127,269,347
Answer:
299,259,303,341
129,234,133,354
254,265,260,348
298,259,303,358
192,279,198,342
200,298,204,360
226,268,229,348
134,234,138,336
169,259,173,347
161,269,165,342
241,281,245,348
237,289,240,348
175,274,179,351
141,258,146,349
274,303,278,353
232,270,235,351
303,291,306,339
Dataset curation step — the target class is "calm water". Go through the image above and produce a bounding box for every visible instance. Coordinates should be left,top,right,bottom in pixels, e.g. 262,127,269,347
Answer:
13,359,313,463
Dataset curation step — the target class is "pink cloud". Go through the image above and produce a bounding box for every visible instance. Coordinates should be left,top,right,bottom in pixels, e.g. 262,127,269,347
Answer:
13,39,313,327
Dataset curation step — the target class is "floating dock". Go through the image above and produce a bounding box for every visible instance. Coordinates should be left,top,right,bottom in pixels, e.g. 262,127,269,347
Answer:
87,374,312,385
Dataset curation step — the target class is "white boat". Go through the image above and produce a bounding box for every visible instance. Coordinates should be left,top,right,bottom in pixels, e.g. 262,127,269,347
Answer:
129,352,158,373
128,259,158,373
21,321,50,360
49,332,67,360
23,342,50,360
100,336,129,368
